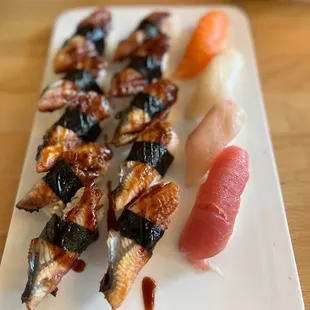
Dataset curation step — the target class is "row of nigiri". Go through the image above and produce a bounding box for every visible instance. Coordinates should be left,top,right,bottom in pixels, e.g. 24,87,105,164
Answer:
19,8,182,310
176,11,250,269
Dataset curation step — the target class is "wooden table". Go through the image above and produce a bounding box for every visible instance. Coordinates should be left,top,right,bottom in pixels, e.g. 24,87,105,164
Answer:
0,0,309,307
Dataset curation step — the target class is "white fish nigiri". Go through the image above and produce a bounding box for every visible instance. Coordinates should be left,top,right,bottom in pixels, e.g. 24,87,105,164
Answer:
186,49,244,120
185,100,246,187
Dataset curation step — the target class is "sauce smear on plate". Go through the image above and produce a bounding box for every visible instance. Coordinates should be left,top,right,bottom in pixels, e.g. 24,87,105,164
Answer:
142,277,156,310
72,259,86,273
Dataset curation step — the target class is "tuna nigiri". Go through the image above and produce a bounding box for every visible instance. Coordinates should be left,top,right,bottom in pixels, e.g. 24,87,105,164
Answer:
186,49,244,120
174,11,229,79
185,100,246,187
179,146,249,269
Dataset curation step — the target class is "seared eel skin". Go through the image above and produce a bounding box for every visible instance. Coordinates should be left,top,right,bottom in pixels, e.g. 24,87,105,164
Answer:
21,185,103,310
113,120,179,210
100,181,179,309
54,7,111,74
17,143,112,212
36,93,111,172
112,78,178,146
110,34,170,98
113,11,170,61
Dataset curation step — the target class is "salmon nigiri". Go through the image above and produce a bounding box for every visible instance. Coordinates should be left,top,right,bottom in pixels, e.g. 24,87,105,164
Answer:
186,49,244,120
185,99,246,187
174,11,229,79
179,146,249,270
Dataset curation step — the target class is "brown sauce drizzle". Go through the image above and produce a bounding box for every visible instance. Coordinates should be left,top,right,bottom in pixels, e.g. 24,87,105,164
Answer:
107,180,117,231
142,277,156,310
72,259,86,273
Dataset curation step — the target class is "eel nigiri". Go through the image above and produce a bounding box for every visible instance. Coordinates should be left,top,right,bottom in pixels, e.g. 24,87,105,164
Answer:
100,181,179,309
112,78,178,146
186,49,244,120
54,36,107,74
76,7,112,54
113,11,171,61
17,143,112,212
38,86,110,115
113,119,179,210
179,146,249,269
110,34,170,98
174,11,229,79
185,100,246,187
54,8,111,74
36,93,111,172
21,184,103,310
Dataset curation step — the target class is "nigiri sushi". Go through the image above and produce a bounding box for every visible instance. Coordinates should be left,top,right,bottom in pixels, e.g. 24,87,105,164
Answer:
21,185,103,310
54,8,111,74
112,78,178,146
179,146,249,269
17,143,112,212
38,86,110,113
36,94,111,172
110,34,170,98
75,7,112,55
113,119,179,210
185,100,246,186
54,36,108,75
113,11,171,61
100,181,179,309
174,11,229,79
186,49,244,120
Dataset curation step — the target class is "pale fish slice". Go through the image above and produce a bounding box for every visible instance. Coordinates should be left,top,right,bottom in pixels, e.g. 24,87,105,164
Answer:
187,49,244,120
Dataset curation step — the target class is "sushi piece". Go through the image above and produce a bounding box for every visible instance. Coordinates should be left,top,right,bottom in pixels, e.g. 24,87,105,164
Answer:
174,11,229,79
40,68,105,103
38,86,110,114
112,78,178,146
75,7,112,55
21,185,103,310
113,119,179,210
110,34,170,97
17,143,112,212
36,94,111,172
179,146,249,269
54,8,111,74
100,181,179,309
186,49,244,120
185,100,246,187
54,36,108,75
113,11,171,61
38,80,82,112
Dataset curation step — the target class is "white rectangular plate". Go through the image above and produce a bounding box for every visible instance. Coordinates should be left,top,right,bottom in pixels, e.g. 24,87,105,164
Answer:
0,6,305,310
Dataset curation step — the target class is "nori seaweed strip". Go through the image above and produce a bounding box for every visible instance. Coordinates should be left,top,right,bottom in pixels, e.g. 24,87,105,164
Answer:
63,69,103,94
131,92,166,118
127,56,162,83
126,141,174,177
75,25,105,55
40,214,98,254
43,160,84,204
136,21,160,39
55,108,101,142
116,209,164,254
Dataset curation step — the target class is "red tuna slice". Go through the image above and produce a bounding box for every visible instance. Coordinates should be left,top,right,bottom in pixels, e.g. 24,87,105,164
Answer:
179,146,249,266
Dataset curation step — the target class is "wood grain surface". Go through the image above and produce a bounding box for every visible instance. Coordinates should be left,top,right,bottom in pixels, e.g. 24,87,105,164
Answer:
0,0,309,307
